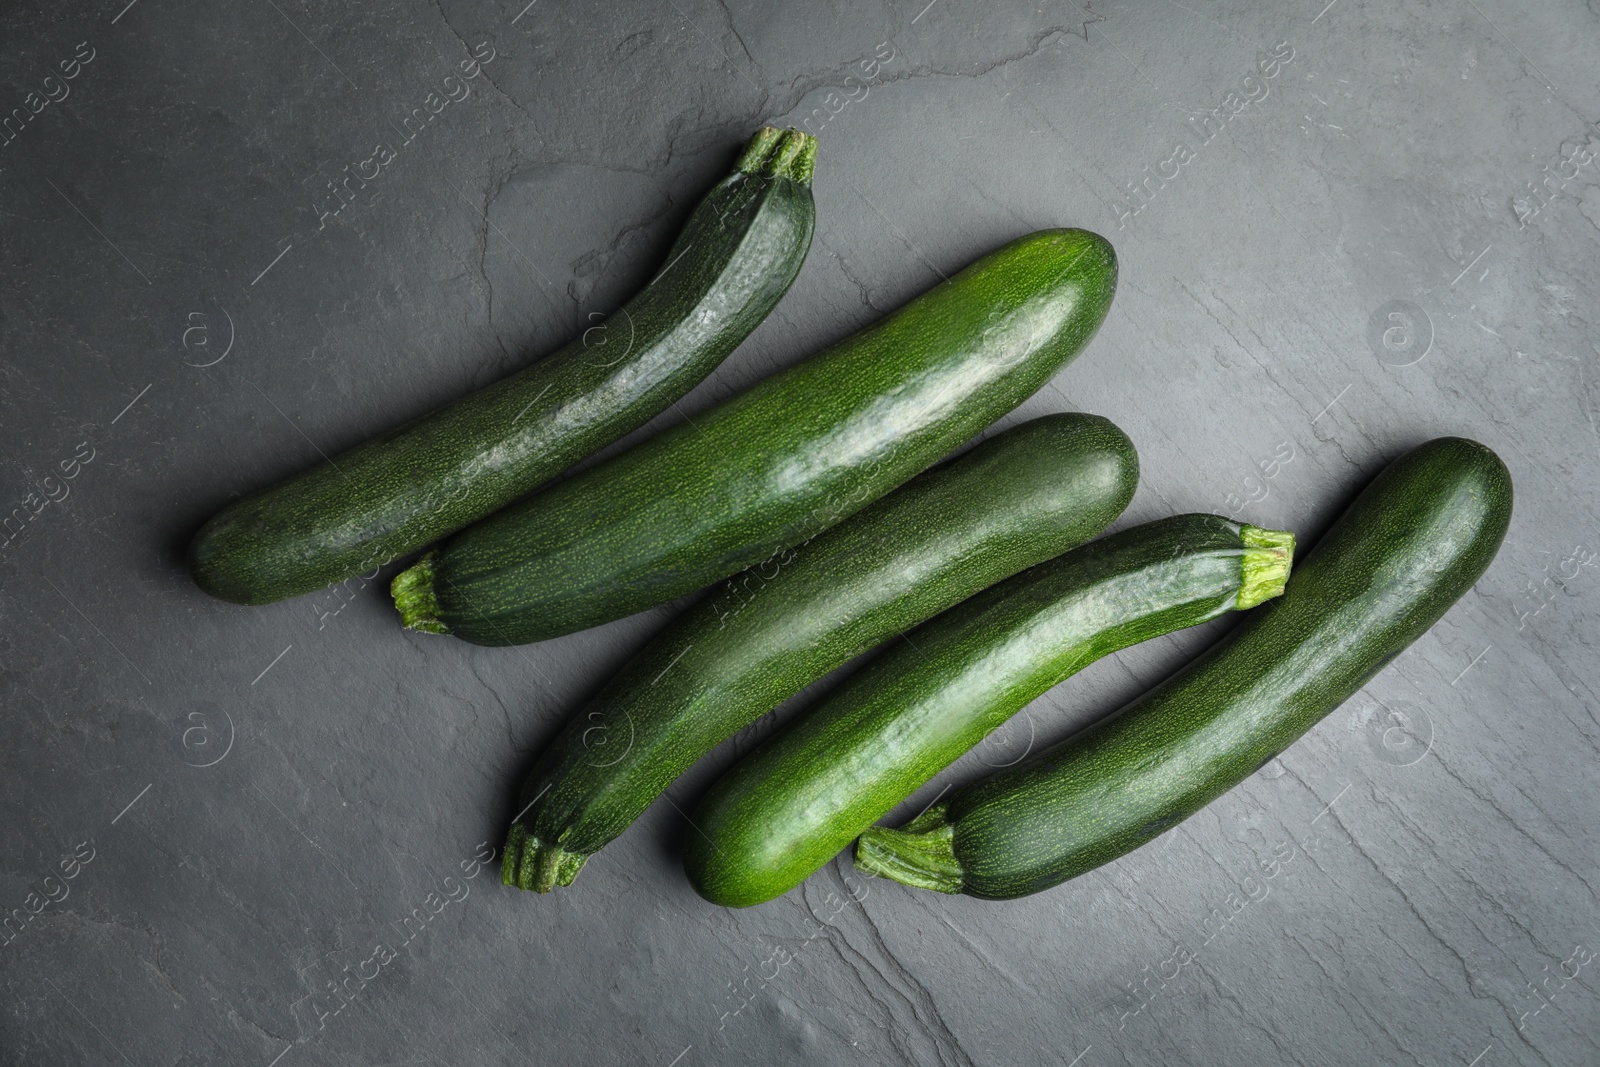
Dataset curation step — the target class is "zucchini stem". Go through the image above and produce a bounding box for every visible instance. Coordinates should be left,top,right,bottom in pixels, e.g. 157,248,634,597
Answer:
1237,525,1295,610
853,804,964,894
735,126,818,186
390,550,450,634
502,822,587,892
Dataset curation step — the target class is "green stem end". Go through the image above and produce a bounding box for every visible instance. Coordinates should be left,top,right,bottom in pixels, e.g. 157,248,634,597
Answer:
502,821,587,893
1237,525,1296,610
391,550,450,634
852,805,964,894
735,126,818,186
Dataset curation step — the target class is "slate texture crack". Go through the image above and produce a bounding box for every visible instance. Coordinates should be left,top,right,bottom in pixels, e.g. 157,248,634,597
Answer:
466,653,523,750
704,0,764,89
822,239,884,313
797,870,977,1067
1424,747,1600,914
774,19,1102,126
1283,932,1422,1067
429,0,546,138
566,193,680,309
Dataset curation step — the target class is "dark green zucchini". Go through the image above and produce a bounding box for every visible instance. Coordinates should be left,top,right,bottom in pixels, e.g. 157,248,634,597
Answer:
502,413,1139,892
393,228,1119,645
856,437,1512,899
189,126,818,605
686,514,1294,907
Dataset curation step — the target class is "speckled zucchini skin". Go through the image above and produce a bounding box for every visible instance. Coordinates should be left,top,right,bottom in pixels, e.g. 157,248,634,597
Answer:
687,514,1293,907
401,228,1119,645
857,437,1512,900
501,413,1138,892
188,127,817,605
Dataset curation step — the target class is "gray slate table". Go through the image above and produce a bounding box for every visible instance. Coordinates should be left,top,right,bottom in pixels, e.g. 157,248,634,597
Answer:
2,1,1597,1064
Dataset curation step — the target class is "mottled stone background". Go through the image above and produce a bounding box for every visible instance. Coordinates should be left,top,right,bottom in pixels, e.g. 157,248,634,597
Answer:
1,0,1596,1064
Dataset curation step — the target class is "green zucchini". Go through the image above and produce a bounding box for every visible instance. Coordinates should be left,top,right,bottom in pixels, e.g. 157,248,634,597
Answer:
188,126,818,605
502,413,1139,892
393,228,1119,645
686,514,1294,907
856,437,1512,900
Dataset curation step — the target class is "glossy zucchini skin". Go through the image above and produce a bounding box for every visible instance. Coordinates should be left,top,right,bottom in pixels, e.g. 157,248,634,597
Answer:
395,228,1119,645
855,437,1512,900
189,127,817,606
686,514,1294,907
501,414,1139,892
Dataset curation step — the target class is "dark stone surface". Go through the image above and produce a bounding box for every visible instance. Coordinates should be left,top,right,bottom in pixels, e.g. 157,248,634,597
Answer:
2,1,1597,1064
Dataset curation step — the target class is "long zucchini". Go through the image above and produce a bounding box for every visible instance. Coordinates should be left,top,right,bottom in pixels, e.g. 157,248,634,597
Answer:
502,413,1139,891
189,126,817,605
393,228,1119,645
685,514,1294,907
855,437,1512,899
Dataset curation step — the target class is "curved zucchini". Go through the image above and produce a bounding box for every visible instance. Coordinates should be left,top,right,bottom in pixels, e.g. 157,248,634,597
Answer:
685,514,1294,907
189,126,818,605
856,437,1512,899
394,228,1119,645
502,413,1139,891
